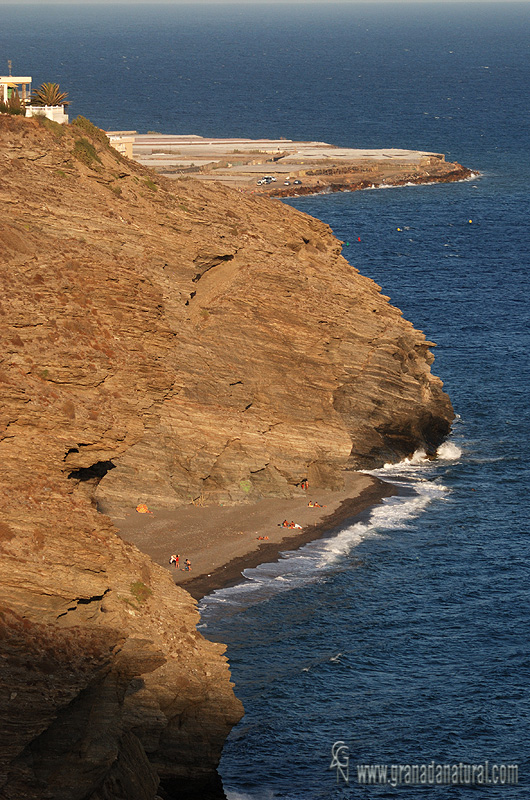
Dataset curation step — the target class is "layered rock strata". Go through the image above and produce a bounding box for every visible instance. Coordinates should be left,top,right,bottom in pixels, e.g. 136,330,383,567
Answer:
0,114,454,798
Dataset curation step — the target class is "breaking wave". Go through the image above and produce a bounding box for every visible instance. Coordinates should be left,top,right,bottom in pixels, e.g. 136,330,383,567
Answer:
199,440,462,620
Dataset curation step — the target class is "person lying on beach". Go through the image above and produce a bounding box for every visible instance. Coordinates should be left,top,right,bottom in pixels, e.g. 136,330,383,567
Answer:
288,521,303,529
136,503,153,514
256,536,269,540
282,520,289,527
308,501,324,508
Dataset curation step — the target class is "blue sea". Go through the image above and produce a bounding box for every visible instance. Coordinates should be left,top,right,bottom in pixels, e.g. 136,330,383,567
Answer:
3,3,529,797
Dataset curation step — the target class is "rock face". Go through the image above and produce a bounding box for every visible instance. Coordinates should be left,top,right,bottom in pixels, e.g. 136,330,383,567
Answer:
0,114,454,798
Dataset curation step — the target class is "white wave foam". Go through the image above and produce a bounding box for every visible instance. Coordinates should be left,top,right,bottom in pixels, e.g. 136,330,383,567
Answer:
436,441,462,460
468,455,506,464
289,172,480,202
382,447,428,468
200,475,449,615
364,177,476,191
378,441,462,472
199,437,465,615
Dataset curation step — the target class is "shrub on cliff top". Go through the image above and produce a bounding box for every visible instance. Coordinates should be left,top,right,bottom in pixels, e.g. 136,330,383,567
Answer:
35,115,64,138
72,115,110,148
72,136,102,167
0,94,24,116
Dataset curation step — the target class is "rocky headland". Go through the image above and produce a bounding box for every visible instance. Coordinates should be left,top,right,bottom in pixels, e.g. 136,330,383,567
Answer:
131,133,473,195
0,114,456,799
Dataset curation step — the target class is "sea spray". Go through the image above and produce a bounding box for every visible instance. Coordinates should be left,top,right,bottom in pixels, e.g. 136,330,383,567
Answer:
436,441,463,460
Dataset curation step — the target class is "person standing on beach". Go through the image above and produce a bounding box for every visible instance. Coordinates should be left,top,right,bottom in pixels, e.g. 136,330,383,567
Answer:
169,554,179,568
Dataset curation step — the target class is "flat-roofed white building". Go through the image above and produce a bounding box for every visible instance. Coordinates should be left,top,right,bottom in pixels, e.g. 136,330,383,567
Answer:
0,75,32,104
106,131,137,160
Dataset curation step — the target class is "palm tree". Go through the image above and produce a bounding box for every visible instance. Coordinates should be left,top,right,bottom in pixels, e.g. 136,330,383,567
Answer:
31,82,69,107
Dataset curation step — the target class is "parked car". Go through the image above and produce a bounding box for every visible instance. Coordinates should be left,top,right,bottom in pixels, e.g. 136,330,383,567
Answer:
294,179,302,185
284,180,290,186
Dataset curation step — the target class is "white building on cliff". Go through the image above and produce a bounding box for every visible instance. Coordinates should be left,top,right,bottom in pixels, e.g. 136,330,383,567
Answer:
0,74,32,104
0,71,68,123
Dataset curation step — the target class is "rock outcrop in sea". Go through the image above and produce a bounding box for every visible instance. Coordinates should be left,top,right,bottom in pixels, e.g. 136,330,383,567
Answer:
0,115,454,799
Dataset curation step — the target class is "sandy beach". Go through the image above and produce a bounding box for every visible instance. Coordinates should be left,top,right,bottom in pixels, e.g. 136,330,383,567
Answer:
113,472,397,600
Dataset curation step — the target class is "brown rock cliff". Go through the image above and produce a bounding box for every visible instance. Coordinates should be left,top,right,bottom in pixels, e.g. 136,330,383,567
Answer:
0,115,454,798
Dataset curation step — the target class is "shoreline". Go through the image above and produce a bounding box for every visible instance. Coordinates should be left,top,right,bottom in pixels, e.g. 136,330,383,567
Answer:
112,472,399,603
267,165,475,200
185,476,398,601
